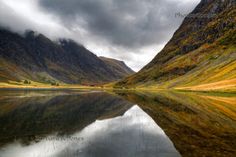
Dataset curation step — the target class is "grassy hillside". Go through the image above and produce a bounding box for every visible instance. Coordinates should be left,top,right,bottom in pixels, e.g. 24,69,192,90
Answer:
115,0,236,91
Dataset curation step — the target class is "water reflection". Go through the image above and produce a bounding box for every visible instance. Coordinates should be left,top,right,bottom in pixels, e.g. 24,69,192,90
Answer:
1,90,236,157
115,91,236,157
0,90,133,146
0,105,180,157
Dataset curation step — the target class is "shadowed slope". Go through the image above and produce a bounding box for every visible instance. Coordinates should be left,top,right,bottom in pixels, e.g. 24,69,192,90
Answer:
0,29,134,85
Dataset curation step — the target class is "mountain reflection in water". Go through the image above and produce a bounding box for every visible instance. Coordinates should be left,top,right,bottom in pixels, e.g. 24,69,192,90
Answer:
0,90,132,146
0,105,180,157
115,91,236,157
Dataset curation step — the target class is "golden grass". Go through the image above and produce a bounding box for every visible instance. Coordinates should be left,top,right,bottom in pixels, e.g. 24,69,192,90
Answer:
0,81,102,90
176,78,236,91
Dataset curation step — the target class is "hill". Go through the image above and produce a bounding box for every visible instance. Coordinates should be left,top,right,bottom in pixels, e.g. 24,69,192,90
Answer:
100,56,134,78
115,0,236,91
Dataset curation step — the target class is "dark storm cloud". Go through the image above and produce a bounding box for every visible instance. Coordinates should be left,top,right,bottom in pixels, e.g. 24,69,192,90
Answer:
39,0,199,49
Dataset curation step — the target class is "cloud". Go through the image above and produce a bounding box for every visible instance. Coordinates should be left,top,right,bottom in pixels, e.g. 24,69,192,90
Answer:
0,0,200,71
0,0,70,39
39,0,199,49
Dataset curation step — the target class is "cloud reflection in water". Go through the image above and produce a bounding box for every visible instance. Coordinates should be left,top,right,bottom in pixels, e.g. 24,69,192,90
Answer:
0,105,180,157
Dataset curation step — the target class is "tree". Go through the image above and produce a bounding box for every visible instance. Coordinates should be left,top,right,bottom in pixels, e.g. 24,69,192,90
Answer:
24,80,31,84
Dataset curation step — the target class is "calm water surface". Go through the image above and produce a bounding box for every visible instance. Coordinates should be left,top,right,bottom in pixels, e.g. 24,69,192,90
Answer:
0,90,236,157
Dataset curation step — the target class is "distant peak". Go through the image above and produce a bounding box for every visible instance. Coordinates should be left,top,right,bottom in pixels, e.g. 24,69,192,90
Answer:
100,56,125,64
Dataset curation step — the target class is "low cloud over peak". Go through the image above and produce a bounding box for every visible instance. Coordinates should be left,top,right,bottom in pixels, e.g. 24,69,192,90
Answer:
0,0,200,71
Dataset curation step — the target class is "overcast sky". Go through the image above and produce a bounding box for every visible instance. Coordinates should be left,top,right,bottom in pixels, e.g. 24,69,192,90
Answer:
0,0,200,71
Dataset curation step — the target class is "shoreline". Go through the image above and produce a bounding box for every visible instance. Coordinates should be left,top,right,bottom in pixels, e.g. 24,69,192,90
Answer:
0,84,236,95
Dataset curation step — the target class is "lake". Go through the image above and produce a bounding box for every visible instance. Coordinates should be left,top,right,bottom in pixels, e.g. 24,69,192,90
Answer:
0,90,236,157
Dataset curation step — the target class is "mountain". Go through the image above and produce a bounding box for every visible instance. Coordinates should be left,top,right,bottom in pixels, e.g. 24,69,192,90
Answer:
0,29,134,85
115,0,236,91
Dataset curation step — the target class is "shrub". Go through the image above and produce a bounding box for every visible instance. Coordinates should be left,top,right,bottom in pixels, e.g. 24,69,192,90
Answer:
23,80,31,84
51,82,59,86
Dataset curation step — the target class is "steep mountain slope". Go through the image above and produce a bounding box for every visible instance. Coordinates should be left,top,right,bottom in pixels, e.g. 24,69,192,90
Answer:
115,0,236,91
0,29,134,85
100,57,135,78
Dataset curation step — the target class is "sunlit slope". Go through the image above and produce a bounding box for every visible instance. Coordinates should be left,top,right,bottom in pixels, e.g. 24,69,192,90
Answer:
115,0,236,91
157,45,236,90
